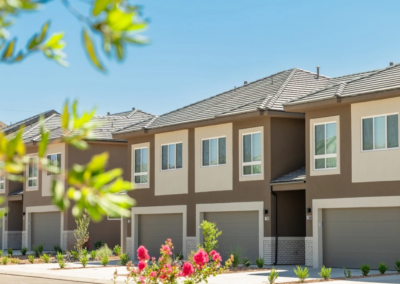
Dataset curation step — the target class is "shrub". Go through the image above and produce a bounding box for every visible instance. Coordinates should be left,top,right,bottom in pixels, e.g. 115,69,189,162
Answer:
173,252,183,261
90,250,97,260
10,258,19,264
28,255,35,264
41,254,50,263
119,253,130,266
255,257,264,268
71,250,79,260
21,247,27,256
83,237,91,251
2,256,8,265
395,259,400,273
54,244,62,254
343,267,352,278
198,220,222,254
7,248,12,256
319,266,331,280
294,266,310,282
268,268,279,284
228,246,242,267
242,258,251,267
96,244,112,259
58,260,66,269
94,241,105,250
360,264,371,276
113,244,121,256
38,244,44,255
33,246,40,257
0,250,2,257
74,210,90,255
101,255,109,266
378,262,389,274
56,252,63,262
80,254,88,268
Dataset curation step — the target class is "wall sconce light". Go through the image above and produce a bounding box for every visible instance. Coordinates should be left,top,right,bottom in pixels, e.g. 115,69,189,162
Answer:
23,212,26,216
307,208,312,213
264,209,268,215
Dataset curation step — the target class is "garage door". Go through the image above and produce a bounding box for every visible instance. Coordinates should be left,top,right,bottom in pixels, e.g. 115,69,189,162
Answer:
138,214,183,258
0,218,3,250
204,211,259,261
323,208,400,269
31,212,61,251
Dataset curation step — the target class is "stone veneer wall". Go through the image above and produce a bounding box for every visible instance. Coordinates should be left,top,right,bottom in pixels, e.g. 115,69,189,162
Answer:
305,237,313,267
186,237,197,258
263,237,306,265
126,237,132,258
263,238,275,265
6,231,22,249
21,231,26,249
62,231,75,251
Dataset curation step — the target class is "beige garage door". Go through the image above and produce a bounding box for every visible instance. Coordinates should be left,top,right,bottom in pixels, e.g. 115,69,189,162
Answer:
138,214,183,258
204,211,259,261
31,212,61,251
323,208,400,269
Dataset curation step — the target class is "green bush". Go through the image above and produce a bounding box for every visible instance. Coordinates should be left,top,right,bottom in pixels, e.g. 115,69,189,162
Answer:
10,258,19,264
101,255,109,266
113,245,121,256
198,220,222,253
7,248,12,256
343,267,352,278
378,262,389,274
58,260,66,269
228,246,242,268
32,246,40,257
71,250,79,260
28,255,35,264
319,266,331,280
54,244,62,254
360,264,371,276
38,244,44,255
294,266,310,282
96,244,112,259
94,241,105,250
395,259,400,273
242,258,251,267
268,268,279,284
56,252,63,262
119,253,130,266
21,247,27,256
90,250,97,260
0,250,2,257
255,257,264,268
41,254,50,263
2,256,8,265
80,254,88,268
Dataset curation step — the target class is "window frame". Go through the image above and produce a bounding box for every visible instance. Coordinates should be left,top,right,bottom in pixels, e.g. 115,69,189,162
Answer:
161,142,183,171
201,136,227,168
241,131,262,176
28,157,38,188
313,121,338,171
46,153,62,176
361,113,399,152
133,146,148,184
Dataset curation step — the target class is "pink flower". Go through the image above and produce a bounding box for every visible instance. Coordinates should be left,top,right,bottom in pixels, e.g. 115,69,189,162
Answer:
181,262,194,277
210,250,222,262
161,245,172,256
137,246,150,261
150,271,157,278
138,261,147,271
193,249,209,267
139,276,146,284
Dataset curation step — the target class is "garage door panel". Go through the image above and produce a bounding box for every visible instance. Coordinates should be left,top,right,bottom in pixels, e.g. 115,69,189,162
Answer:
31,212,61,251
323,208,400,269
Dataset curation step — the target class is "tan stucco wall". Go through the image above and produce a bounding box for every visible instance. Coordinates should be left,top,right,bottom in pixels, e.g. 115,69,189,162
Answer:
131,142,150,189
194,123,232,193
352,97,400,182
42,143,66,196
154,130,188,196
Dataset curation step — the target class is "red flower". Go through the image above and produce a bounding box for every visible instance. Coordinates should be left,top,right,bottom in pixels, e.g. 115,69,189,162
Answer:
161,245,172,256
149,271,157,278
138,261,147,271
181,262,194,277
193,249,209,267
137,246,150,261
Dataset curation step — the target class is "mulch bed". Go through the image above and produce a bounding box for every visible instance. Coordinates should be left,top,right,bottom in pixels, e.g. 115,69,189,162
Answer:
50,265,121,270
0,254,120,265
223,266,271,274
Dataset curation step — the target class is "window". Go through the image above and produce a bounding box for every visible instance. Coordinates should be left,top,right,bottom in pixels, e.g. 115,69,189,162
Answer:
0,161,4,191
202,137,226,166
242,132,261,176
162,143,183,170
134,147,148,184
28,157,38,187
314,122,337,170
47,153,61,175
362,114,399,151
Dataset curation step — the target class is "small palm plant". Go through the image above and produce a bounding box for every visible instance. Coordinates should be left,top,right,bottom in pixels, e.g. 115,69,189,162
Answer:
268,267,279,284
294,266,310,282
319,266,332,280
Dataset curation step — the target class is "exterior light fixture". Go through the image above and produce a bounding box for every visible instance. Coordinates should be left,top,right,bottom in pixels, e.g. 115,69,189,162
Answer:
307,208,312,213
264,209,268,215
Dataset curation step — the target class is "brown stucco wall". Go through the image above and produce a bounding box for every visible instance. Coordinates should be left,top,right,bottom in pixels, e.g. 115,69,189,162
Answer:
275,190,306,237
7,201,23,231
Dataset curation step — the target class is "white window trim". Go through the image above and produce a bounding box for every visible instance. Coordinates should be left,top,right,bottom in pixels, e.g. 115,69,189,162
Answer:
161,142,183,171
313,121,338,171
201,136,227,168
360,112,399,153
27,157,38,188
46,152,62,176
133,147,148,184
242,131,262,176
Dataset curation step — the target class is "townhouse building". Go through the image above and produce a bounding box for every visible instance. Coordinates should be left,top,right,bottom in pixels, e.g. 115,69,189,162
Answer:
113,68,366,265
284,63,400,269
0,108,155,251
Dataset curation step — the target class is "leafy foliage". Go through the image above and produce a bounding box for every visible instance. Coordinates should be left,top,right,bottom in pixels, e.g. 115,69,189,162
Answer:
54,244,62,254
242,258,251,267
101,255,109,266
255,257,264,268
0,0,148,71
198,220,222,254
360,264,370,276
343,267,352,278
119,253,130,266
228,246,242,268
56,252,64,262
74,209,90,254
319,266,331,280
80,254,89,268
21,247,27,256
294,266,309,283
38,244,44,255
41,254,50,263
28,255,35,264
90,250,97,260
395,259,400,273
33,246,40,257
59,260,66,269
2,256,8,265
94,241,105,250
7,247,12,256
268,268,279,284
96,244,113,259
71,250,79,260
378,262,389,274
113,244,121,256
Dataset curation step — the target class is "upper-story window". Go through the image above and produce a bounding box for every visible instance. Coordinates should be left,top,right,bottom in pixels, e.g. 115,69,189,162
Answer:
362,114,399,151
314,122,337,170
202,137,226,166
162,143,182,170
242,132,261,176
134,147,148,184
28,157,38,187
47,153,61,176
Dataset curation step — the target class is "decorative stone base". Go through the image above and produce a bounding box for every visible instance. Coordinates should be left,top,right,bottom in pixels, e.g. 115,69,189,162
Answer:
126,237,132,258
186,237,197,258
263,238,275,265
6,231,22,249
264,237,305,265
305,237,313,266
62,231,75,251
21,231,26,249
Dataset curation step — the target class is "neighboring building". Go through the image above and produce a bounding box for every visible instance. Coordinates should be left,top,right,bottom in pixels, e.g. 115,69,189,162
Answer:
113,68,361,265
0,121,6,129
0,108,155,251
284,63,400,269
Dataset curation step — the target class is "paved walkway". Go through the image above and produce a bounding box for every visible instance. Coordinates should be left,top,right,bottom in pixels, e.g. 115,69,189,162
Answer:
0,274,100,284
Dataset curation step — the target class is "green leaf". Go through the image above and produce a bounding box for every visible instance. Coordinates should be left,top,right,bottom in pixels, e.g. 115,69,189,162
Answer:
45,32,64,49
27,34,39,50
52,179,69,210
106,9,133,31
2,39,15,60
61,101,69,129
115,41,124,60
92,0,112,16
82,29,105,72
38,116,49,158
38,21,50,43
14,51,24,62
87,152,108,173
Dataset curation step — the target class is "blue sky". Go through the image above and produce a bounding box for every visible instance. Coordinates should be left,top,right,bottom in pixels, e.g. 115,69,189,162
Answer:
1,0,399,124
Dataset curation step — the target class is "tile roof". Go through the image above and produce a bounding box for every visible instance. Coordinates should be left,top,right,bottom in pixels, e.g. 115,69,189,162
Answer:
286,64,400,106
1,110,59,135
270,167,306,184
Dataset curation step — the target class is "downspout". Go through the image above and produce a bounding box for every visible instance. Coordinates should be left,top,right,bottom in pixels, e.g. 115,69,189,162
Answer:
270,184,278,265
